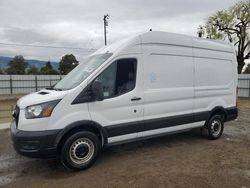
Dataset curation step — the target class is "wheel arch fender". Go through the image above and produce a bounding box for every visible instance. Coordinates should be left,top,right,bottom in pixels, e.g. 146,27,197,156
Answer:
205,106,227,126
54,120,108,148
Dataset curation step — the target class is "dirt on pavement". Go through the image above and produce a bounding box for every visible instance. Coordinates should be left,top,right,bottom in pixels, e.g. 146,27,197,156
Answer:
0,99,250,188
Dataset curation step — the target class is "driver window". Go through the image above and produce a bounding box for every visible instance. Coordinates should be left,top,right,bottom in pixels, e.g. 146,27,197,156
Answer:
95,58,137,99
96,62,116,98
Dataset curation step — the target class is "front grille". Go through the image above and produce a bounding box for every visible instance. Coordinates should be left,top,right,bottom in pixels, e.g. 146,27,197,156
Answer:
13,105,20,127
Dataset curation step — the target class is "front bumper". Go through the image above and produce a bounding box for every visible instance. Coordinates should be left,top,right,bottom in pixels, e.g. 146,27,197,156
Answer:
10,121,61,158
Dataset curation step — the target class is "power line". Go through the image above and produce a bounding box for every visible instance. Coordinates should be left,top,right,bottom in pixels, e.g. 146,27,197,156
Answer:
0,42,97,51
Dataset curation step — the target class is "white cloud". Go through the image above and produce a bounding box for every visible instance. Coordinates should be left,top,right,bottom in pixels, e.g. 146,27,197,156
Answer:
0,0,238,61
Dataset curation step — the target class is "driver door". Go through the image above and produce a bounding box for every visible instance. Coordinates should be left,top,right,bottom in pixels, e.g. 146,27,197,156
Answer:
88,55,144,144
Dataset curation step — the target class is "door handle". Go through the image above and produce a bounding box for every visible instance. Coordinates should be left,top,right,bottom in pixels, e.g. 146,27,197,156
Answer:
131,97,141,101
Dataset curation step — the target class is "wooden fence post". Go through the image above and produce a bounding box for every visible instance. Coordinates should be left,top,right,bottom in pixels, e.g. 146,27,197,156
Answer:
248,78,250,97
35,75,38,91
10,75,13,94
50,77,52,87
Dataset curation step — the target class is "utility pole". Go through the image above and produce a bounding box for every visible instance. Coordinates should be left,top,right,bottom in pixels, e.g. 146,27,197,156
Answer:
197,25,204,38
103,14,109,46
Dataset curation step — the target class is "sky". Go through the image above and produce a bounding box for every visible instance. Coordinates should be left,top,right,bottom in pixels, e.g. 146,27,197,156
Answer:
0,0,238,62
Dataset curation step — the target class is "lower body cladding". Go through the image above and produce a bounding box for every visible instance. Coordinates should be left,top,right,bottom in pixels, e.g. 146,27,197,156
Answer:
107,121,205,144
10,107,238,159
106,107,238,144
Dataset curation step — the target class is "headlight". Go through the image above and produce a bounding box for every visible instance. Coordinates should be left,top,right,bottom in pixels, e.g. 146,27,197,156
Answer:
25,99,61,119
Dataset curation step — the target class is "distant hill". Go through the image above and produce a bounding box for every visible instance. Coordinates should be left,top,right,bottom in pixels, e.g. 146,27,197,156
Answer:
0,56,59,70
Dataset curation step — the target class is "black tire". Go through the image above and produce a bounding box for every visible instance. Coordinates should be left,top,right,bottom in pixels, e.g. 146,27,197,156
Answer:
60,131,101,171
206,115,224,140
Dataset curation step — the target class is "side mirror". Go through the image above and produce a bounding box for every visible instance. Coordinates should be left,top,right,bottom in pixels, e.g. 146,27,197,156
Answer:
91,80,104,101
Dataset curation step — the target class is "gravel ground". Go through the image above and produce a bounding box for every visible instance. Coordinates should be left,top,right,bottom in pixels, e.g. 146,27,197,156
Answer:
0,99,249,188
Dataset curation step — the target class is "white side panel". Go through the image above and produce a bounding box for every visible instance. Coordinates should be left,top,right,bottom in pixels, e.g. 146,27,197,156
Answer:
142,44,194,121
194,48,236,113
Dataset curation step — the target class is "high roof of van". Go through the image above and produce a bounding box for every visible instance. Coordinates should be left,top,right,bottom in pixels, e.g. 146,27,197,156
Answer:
93,31,234,55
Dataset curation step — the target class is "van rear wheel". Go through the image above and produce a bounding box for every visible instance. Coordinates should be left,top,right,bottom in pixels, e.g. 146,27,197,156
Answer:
60,131,101,170
206,115,224,140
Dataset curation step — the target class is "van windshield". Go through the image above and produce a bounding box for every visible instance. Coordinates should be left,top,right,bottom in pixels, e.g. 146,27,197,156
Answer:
54,53,113,90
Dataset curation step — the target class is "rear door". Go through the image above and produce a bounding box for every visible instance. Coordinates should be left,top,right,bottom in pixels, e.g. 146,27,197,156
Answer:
88,55,144,144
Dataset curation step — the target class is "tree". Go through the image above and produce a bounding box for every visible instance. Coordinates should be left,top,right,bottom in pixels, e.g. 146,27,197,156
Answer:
59,54,79,75
204,0,250,73
5,55,28,74
40,61,59,75
243,63,250,74
27,65,39,75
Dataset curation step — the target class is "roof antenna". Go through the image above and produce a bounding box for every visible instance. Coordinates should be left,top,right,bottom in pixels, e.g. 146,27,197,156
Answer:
149,29,152,31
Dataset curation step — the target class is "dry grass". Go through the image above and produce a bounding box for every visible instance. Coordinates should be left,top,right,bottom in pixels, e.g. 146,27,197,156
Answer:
238,97,250,108
0,95,22,123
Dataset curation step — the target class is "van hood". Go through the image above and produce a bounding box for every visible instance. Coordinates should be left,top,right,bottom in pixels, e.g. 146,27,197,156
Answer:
17,89,70,109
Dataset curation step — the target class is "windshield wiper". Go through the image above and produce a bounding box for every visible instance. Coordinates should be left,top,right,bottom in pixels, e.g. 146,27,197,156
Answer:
45,83,63,91
45,86,62,91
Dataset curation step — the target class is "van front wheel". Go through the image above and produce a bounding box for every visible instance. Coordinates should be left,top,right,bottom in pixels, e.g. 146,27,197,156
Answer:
206,115,224,140
60,131,101,170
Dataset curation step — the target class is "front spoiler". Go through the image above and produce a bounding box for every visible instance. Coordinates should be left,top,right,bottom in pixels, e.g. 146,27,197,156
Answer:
10,121,61,158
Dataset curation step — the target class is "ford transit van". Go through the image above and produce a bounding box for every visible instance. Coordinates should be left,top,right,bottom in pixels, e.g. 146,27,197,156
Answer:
11,31,238,170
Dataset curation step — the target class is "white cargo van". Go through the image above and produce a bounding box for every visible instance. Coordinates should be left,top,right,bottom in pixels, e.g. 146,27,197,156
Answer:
11,31,238,170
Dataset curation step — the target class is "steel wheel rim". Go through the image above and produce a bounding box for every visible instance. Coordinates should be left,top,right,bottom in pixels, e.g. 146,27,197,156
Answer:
211,119,222,137
69,138,95,164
